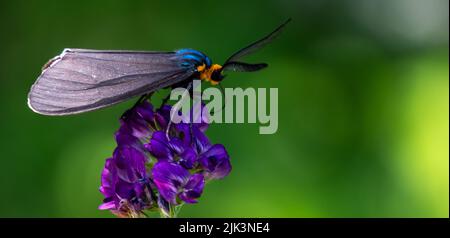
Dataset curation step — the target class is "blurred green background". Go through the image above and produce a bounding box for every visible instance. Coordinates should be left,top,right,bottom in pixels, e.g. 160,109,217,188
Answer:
0,0,448,218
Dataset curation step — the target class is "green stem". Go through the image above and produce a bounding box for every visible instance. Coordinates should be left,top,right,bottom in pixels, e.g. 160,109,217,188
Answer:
159,203,184,218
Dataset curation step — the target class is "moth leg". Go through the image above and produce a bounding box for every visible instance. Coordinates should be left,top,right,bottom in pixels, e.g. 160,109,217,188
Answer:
136,92,153,105
121,93,154,119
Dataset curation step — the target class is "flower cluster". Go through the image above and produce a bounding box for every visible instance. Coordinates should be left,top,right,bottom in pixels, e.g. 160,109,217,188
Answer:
99,100,231,218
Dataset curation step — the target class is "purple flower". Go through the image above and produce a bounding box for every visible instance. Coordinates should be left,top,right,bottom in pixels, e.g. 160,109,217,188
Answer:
99,158,117,210
154,105,172,130
147,131,197,169
99,100,231,217
99,145,153,217
118,101,155,140
198,144,231,180
147,127,231,179
191,126,232,179
113,144,147,183
152,161,205,204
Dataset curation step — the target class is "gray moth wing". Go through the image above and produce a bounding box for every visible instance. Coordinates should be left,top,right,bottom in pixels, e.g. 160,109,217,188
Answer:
28,49,193,116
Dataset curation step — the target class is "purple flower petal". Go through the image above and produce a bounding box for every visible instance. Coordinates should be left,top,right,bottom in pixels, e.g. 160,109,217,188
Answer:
147,131,172,161
118,100,155,139
99,148,152,215
115,130,140,147
152,161,190,204
135,101,154,122
199,144,231,179
147,131,197,169
179,173,204,203
155,105,172,129
175,123,193,146
113,145,147,183
98,200,116,210
119,115,149,139
167,137,185,155
115,180,136,200
192,126,211,154
99,158,117,203
179,147,197,169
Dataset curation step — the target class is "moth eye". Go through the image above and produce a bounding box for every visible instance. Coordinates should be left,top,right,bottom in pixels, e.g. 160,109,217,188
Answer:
211,70,224,82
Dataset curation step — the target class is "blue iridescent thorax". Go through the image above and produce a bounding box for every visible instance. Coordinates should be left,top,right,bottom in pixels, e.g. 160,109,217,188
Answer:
175,49,212,70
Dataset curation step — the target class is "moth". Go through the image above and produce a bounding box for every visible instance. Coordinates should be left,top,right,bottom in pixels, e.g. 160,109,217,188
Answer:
27,19,290,116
